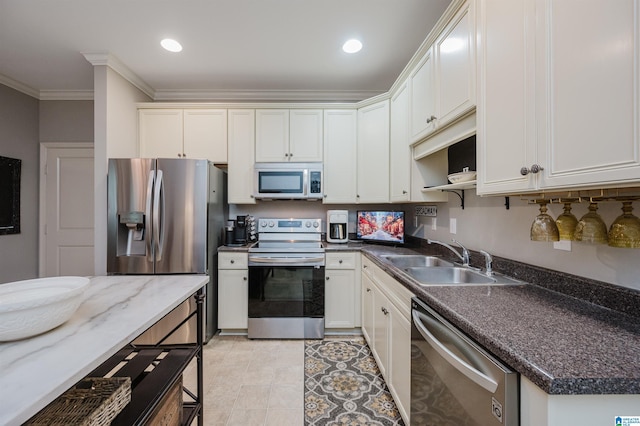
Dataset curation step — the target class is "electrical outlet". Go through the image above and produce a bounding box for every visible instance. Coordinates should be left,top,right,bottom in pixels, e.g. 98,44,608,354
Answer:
415,205,437,217
450,218,457,234
553,240,571,251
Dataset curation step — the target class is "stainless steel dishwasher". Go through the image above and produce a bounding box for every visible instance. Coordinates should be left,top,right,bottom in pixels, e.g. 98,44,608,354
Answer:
411,297,519,425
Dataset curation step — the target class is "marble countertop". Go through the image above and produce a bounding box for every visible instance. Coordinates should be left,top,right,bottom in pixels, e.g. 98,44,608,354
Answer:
359,245,640,395
0,274,208,426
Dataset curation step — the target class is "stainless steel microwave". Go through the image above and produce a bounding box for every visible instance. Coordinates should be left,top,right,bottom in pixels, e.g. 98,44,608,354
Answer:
254,163,323,200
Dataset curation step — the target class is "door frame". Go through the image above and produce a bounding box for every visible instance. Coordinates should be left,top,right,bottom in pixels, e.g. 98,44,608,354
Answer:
39,142,94,277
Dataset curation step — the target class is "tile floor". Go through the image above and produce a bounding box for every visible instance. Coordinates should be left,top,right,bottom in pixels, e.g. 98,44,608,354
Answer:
184,335,305,426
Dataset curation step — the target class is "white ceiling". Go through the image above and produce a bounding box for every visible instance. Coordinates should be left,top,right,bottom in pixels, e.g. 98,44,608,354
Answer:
0,0,452,101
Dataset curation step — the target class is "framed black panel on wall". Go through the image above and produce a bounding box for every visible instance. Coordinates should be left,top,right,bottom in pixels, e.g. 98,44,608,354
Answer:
0,156,21,235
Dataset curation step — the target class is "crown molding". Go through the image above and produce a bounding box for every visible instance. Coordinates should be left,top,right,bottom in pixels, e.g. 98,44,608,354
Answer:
152,88,384,103
0,73,40,99
82,52,155,99
39,90,94,101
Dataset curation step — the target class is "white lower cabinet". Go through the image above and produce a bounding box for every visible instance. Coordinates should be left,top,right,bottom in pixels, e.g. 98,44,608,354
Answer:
218,252,248,330
361,255,413,424
325,252,360,329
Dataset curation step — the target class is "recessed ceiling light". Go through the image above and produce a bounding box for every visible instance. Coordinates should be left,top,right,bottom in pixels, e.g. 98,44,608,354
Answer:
161,38,182,53
342,39,363,54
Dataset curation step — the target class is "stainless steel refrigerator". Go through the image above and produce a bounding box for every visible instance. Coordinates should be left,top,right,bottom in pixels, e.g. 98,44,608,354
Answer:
107,158,227,341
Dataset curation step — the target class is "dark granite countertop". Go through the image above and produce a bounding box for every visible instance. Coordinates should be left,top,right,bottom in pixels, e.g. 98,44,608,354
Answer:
217,240,640,395
358,244,640,396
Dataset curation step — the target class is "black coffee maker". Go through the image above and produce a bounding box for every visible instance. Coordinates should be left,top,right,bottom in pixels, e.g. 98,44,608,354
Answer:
233,215,248,245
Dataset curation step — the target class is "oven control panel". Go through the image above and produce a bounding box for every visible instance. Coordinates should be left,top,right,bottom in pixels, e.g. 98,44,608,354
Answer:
258,218,322,233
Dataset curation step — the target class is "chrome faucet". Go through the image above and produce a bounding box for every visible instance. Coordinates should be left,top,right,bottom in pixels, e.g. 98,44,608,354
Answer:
480,250,493,276
427,239,470,266
452,239,470,267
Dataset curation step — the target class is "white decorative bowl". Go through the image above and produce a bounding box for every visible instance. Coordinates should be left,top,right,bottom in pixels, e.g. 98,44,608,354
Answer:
0,277,90,341
447,170,477,184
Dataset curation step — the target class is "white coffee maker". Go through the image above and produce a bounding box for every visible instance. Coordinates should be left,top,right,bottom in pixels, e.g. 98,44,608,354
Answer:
327,210,349,243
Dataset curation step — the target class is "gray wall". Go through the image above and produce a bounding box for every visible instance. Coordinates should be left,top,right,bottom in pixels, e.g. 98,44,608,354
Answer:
40,100,94,142
0,85,94,284
0,85,39,283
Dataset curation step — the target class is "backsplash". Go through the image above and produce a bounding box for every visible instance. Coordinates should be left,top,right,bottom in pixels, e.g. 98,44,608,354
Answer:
407,234,640,319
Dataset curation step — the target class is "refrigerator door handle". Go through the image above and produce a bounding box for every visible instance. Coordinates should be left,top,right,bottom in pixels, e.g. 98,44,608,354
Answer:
153,169,165,261
145,170,155,262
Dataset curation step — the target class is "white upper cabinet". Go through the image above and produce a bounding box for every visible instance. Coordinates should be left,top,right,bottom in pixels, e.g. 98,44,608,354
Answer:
357,100,390,203
227,109,256,204
139,109,227,162
477,0,640,195
409,48,437,142
255,109,323,162
183,109,228,163
390,80,411,202
323,110,358,203
409,0,476,145
434,0,475,127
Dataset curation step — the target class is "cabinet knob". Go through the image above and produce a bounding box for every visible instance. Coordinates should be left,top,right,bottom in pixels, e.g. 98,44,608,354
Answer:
284,153,289,157
230,260,235,264
324,194,327,198
339,260,343,264
402,190,408,194
177,153,182,158
243,276,247,281
381,307,389,315
426,115,437,124
326,277,330,280
520,164,544,175
183,153,186,157
366,288,371,292
289,153,293,158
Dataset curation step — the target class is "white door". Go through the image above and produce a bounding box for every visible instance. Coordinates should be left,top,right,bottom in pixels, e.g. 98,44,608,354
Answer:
41,144,95,277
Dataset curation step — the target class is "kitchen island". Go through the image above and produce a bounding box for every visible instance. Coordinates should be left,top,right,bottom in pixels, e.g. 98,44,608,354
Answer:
0,274,208,426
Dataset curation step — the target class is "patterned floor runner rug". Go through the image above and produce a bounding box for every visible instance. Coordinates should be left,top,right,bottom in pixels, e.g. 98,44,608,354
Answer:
304,338,405,425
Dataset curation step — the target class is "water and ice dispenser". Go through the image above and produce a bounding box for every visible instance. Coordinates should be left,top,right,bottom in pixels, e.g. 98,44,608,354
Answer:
118,211,146,256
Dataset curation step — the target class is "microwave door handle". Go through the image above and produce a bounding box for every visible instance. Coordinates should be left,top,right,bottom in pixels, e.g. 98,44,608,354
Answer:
145,170,155,262
303,169,308,196
412,310,498,393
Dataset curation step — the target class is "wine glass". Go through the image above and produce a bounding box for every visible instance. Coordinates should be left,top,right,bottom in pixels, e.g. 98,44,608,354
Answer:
530,200,559,242
555,202,578,241
608,201,640,248
574,202,608,244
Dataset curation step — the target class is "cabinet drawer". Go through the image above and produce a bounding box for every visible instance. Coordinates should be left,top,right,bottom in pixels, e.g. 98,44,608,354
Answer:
325,252,357,269
218,252,248,269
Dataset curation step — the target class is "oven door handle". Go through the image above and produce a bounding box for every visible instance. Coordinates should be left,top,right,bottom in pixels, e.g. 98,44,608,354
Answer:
249,255,325,266
412,309,498,393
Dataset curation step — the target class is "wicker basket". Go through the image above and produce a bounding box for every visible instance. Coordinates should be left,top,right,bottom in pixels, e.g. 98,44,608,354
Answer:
26,377,131,426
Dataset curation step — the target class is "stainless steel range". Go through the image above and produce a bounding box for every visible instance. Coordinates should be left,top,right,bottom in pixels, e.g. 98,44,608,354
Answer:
247,218,325,339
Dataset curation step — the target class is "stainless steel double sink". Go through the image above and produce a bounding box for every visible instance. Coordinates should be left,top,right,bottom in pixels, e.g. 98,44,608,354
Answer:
381,255,522,286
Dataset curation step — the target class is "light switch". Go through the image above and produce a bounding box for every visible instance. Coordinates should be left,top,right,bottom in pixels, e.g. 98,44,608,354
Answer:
450,218,457,234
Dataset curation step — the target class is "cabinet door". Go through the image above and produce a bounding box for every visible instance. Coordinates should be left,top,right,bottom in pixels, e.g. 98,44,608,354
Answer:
390,80,411,202
409,48,437,143
372,284,390,379
476,0,537,195
361,273,375,345
537,0,640,189
183,109,227,162
435,0,476,127
290,109,323,162
227,109,256,204
218,269,248,329
357,100,390,203
139,109,183,158
323,110,357,203
255,109,289,162
389,302,411,423
325,269,356,328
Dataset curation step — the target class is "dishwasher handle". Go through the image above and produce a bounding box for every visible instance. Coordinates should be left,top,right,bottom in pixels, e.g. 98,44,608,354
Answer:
412,309,498,393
